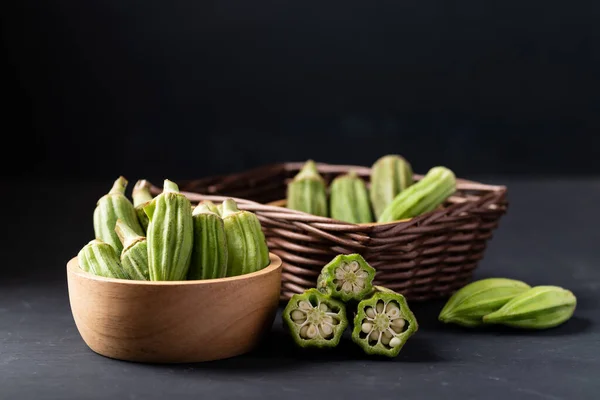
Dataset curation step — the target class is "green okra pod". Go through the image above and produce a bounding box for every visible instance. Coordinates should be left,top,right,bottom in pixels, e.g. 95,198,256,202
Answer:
317,253,376,302
351,286,418,357
201,200,221,216
77,239,131,279
286,160,328,217
145,179,194,281
438,278,531,327
330,171,373,224
370,155,414,220
115,219,149,281
132,179,154,232
483,286,577,330
188,202,228,280
377,166,456,223
283,289,349,349
94,176,144,253
221,199,269,277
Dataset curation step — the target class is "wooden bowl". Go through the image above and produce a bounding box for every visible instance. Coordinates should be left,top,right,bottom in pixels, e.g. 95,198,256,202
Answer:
66,253,282,363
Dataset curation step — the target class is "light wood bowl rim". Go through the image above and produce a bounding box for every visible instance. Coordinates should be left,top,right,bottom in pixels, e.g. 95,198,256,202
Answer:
67,253,283,286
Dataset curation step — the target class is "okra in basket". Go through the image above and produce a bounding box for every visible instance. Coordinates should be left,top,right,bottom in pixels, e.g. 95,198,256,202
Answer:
178,155,508,302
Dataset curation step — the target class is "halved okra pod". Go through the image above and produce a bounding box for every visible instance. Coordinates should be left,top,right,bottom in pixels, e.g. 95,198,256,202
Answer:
286,160,328,217
370,155,413,220
114,219,149,281
144,179,194,281
329,171,373,224
187,202,228,280
132,179,154,233
283,289,349,348
352,286,418,357
317,254,376,302
221,199,270,277
77,239,131,279
94,176,144,253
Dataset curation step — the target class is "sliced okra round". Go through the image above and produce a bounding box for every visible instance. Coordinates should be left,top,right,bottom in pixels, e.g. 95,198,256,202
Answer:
351,287,418,357
317,254,376,302
282,289,348,348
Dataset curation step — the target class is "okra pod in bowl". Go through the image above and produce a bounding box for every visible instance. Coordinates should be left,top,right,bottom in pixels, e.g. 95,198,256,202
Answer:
66,252,282,363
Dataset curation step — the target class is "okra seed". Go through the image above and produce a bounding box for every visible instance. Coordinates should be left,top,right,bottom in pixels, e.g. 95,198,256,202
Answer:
342,281,353,293
366,307,376,319
321,323,333,336
298,301,312,310
389,337,402,347
382,330,393,339
369,330,380,342
306,324,318,339
361,322,373,333
376,301,385,314
299,325,309,338
343,263,352,272
335,268,345,279
349,261,360,271
319,303,329,312
386,305,401,319
352,283,363,293
381,335,391,346
356,270,368,278
391,318,406,331
291,310,306,321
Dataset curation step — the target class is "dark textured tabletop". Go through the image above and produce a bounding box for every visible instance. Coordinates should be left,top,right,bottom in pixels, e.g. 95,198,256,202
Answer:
1,178,599,399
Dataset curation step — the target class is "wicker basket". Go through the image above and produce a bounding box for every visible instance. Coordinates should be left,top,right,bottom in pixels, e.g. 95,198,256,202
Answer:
153,162,508,302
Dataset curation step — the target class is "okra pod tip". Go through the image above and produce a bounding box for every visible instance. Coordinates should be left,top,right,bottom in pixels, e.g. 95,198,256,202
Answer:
108,176,128,196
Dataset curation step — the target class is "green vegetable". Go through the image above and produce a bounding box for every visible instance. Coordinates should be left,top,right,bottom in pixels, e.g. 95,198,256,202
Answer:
93,176,144,253
351,286,418,357
377,166,456,223
132,179,153,233
221,199,270,277
330,171,373,223
283,289,348,349
188,202,228,280
201,200,221,216
317,253,376,302
438,278,531,327
370,155,413,220
77,239,130,279
286,160,328,217
114,219,149,281
483,286,577,329
145,179,193,281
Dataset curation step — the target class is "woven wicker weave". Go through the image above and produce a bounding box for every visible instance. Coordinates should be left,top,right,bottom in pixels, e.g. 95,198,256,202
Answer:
152,162,508,301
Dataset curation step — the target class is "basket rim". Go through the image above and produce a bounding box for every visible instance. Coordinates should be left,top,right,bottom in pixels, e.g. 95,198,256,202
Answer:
149,162,507,229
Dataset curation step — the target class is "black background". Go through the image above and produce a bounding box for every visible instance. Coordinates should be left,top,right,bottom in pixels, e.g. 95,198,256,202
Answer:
4,1,600,180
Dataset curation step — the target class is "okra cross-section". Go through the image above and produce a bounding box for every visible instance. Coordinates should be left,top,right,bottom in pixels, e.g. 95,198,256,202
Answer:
283,289,349,348
317,254,376,302
352,288,418,357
